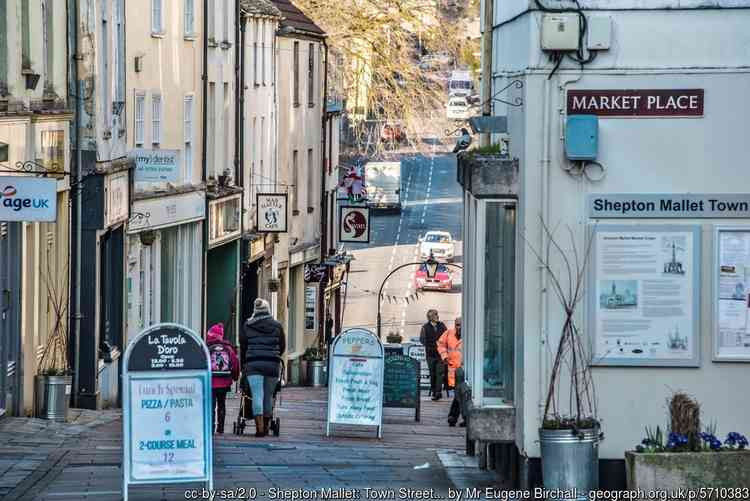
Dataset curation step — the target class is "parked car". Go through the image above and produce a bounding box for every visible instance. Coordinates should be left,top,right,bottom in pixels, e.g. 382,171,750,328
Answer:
419,52,454,71
414,263,453,292
446,97,471,120
418,231,454,261
381,123,407,144
448,70,474,97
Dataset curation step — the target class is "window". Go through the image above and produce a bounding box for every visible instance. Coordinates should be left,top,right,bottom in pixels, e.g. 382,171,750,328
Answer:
115,0,125,104
184,0,195,36
134,92,145,145
151,0,163,34
261,21,266,85
184,95,193,179
21,0,30,69
223,82,230,176
0,0,7,94
293,42,300,106
43,0,54,93
40,131,65,173
101,1,109,121
222,0,229,42
308,43,315,107
208,0,215,41
151,94,162,145
253,23,258,85
307,148,314,212
292,150,299,211
208,83,216,176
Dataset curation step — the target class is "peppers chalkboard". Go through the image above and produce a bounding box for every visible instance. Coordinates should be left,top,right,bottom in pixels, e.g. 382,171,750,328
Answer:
383,354,420,422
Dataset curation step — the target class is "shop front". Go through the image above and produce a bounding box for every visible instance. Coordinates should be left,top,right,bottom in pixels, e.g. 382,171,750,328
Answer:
126,191,205,343
240,234,267,328
206,193,242,344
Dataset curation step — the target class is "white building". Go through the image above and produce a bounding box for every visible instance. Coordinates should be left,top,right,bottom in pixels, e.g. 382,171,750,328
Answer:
124,0,205,342
464,0,750,488
0,0,72,416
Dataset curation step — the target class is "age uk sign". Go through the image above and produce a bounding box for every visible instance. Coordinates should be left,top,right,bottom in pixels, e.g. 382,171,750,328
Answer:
567,89,704,117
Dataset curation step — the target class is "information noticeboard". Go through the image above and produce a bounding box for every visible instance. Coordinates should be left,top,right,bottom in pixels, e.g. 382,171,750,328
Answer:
326,328,384,438
122,323,213,500
714,227,750,362
383,354,420,422
587,225,701,367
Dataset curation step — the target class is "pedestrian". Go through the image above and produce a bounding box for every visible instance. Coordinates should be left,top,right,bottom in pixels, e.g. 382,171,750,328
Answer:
437,317,465,427
206,323,240,434
240,298,286,437
419,309,447,401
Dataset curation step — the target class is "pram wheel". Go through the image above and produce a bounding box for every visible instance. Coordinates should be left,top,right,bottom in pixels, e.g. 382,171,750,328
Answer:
271,418,280,437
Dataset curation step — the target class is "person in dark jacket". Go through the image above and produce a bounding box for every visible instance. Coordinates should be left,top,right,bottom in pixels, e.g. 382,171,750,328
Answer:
240,298,286,437
206,323,240,434
419,309,447,400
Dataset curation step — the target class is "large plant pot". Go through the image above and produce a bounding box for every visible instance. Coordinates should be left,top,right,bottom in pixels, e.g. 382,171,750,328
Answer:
540,427,600,498
34,375,72,422
626,451,750,491
307,360,327,387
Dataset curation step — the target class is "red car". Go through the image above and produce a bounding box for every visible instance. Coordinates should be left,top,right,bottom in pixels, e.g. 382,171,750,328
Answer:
414,263,452,291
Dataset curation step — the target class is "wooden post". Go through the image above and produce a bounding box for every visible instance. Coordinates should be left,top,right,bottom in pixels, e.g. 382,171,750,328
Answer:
480,0,494,148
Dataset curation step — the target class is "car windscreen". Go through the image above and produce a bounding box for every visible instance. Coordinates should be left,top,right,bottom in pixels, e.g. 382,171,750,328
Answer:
450,81,472,89
425,234,449,243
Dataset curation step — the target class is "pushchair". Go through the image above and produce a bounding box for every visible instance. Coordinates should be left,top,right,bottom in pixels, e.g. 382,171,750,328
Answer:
232,360,285,436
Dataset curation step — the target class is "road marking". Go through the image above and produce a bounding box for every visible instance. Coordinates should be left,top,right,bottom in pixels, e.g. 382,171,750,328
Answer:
402,197,462,207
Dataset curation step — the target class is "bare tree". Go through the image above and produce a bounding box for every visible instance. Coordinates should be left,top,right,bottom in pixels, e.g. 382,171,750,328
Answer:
38,260,70,376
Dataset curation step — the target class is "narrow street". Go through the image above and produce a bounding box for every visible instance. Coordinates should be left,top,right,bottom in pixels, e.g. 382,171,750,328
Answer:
343,142,463,338
0,388,495,501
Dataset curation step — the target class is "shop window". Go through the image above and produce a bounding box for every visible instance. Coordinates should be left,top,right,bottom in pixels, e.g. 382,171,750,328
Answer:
40,130,65,174
482,202,515,401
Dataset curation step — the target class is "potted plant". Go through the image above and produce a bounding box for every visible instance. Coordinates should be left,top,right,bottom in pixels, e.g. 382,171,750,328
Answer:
386,331,403,344
35,263,73,422
626,392,750,490
526,220,602,493
303,346,327,387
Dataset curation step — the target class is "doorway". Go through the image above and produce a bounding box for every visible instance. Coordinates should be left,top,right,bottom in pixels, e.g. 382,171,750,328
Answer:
0,222,22,416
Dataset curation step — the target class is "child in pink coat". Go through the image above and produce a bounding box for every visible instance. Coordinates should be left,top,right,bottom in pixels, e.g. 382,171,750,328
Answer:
206,323,240,434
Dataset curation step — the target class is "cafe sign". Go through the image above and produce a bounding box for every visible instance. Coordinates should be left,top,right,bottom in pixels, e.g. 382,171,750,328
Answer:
339,205,371,243
257,193,288,233
567,89,704,117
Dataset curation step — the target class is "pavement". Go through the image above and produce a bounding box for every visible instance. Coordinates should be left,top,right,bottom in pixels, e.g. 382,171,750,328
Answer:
0,386,497,501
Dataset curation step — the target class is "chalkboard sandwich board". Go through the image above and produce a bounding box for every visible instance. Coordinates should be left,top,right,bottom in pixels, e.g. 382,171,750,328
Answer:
383,354,420,422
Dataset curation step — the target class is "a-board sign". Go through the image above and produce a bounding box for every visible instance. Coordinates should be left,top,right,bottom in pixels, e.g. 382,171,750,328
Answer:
404,343,430,390
122,323,213,500
383,354,420,422
326,328,384,438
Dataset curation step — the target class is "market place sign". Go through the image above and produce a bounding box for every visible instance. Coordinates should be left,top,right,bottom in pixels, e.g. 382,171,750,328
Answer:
567,89,704,117
589,194,750,218
0,176,57,222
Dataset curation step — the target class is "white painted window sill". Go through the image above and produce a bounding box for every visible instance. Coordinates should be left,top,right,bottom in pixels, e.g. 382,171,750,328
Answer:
184,34,198,41
151,32,166,39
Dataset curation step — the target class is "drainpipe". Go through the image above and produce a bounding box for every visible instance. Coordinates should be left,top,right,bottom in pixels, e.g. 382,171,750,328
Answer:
69,0,83,407
318,39,329,348
236,2,244,187
538,75,552,427
201,0,209,335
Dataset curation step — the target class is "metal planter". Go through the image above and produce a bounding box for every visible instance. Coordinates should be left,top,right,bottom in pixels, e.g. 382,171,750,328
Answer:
540,427,600,499
34,375,72,422
307,360,327,387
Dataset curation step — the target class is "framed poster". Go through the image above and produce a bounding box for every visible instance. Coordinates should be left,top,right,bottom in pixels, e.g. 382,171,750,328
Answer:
713,227,750,362
587,225,701,367
339,205,371,243
256,193,288,233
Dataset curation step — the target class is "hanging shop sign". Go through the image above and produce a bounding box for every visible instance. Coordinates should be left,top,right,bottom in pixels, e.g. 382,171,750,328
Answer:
713,227,750,362
208,194,241,248
122,323,213,499
131,149,180,183
0,176,57,222
128,191,205,233
339,205,371,243
567,89,704,117
105,171,130,227
304,285,317,330
304,263,326,283
589,194,750,219
257,193,288,233
326,328,384,438
587,225,701,367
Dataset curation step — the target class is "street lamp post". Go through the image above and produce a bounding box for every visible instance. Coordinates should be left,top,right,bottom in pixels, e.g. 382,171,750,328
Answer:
376,253,462,340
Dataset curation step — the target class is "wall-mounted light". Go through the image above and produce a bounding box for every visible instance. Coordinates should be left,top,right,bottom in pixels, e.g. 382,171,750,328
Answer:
112,101,125,116
139,230,156,246
134,56,144,73
22,70,40,90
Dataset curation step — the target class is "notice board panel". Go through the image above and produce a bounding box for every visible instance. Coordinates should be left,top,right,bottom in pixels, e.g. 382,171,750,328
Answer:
587,225,701,367
713,227,750,362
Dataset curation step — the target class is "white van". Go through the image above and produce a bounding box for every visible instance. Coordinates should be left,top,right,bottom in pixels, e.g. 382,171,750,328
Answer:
448,70,474,97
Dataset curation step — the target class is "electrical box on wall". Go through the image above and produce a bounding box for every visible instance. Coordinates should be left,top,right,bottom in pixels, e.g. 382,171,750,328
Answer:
541,14,581,51
565,115,598,161
587,15,612,50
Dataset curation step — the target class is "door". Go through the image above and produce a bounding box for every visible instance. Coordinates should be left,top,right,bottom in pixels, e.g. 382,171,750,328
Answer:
0,222,22,416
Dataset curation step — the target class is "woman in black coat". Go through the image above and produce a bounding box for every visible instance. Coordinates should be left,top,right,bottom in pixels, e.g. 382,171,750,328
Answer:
240,298,286,437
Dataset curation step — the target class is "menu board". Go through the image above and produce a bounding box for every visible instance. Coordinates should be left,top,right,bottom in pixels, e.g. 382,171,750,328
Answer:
588,225,701,367
122,323,213,492
404,343,430,390
383,355,420,422
715,228,750,361
326,329,384,437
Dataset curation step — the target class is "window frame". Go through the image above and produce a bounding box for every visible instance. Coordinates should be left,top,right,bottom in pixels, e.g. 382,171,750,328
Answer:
151,0,164,35
292,150,299,212
293,41,300,107
134,91,146,146
307,148,314,212
253,22,259,86
184,0,195,37
307,43,315,107
151,93,162,146
184,94,194,180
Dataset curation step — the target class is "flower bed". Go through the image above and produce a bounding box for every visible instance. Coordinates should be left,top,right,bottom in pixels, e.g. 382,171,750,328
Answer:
626,450,750,491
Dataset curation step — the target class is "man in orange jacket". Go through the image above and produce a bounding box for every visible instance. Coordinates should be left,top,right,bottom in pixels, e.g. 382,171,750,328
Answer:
437,317,465,427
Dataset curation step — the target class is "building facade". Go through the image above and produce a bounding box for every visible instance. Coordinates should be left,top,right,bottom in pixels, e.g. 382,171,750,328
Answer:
0,0,73,416
464,0,750,487
124,0,205,343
